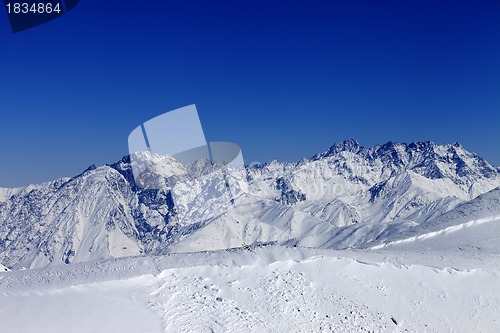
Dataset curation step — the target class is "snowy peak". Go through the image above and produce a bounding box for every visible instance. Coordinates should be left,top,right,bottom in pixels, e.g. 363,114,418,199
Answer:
312,140,497,187
0,166,145,269
312,139,364,159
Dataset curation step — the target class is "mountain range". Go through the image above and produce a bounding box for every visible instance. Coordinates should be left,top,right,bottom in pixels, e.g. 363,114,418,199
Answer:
1,139,499,269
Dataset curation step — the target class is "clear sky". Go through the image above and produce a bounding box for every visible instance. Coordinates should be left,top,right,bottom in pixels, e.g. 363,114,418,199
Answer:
0,1,499,187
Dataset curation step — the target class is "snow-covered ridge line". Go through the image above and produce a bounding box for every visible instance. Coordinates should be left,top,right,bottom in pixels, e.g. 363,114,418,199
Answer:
0,245,323,290
0,177,71,199
371,215,500,250
1,139,499,269
1,244,493,292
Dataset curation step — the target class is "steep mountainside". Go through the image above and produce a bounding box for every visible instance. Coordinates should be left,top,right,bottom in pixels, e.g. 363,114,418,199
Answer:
369,186,500,252
0,140,498,268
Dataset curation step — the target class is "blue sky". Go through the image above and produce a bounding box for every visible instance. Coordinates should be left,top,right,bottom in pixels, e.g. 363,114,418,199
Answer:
0,1,499,187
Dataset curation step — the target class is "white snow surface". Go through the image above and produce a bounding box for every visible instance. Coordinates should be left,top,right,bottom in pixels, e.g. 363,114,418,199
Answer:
1,246,499,333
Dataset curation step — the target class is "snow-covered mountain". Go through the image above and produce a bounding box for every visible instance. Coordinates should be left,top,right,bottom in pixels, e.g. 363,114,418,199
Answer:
0,140,498,269
369,186,500,253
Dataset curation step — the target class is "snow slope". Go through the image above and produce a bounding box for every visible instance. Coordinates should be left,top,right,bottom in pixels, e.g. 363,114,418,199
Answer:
370,187,500,250
376,215,500,255
1,246,499,333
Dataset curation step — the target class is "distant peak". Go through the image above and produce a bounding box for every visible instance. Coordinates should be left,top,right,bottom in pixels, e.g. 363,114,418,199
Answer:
342,138,360,146
266,158,282,166
330,139,363,153
312,139,364,160
380,141,397,149
407,141,436,150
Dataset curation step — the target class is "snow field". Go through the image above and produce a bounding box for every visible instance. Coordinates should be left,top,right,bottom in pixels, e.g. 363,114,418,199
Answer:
1,246,499,332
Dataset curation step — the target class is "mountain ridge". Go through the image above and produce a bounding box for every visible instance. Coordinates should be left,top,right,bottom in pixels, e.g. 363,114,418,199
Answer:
1,140,498,269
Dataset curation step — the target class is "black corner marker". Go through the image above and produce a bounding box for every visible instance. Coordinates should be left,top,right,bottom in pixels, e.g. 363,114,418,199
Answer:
3,0,79,33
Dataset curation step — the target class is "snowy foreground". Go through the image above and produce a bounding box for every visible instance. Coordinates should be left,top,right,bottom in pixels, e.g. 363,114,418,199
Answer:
1,244,499,333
